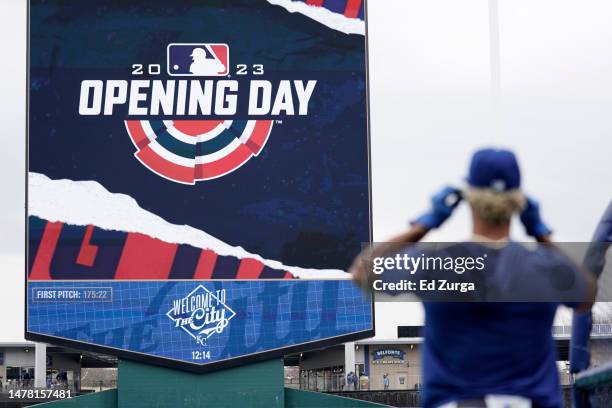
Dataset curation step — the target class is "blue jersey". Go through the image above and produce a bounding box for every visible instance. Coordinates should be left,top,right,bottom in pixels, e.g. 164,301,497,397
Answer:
423,302,561,407
388,242,588,408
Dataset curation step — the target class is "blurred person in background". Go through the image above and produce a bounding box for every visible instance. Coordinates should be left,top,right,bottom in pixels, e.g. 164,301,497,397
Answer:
351,148,596,408
570,201,612,408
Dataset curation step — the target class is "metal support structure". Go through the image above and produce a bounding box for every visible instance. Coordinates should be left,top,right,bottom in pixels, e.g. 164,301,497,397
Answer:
34,342,47,388
344,342,356,390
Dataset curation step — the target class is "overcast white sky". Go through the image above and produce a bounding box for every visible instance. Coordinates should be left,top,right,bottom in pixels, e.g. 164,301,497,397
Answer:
1,0,611,341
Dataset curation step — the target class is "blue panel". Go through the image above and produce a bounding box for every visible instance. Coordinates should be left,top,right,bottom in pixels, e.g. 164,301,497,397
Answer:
28,280,372,365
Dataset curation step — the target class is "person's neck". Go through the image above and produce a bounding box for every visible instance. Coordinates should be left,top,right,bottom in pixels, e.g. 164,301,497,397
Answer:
472,217,510,241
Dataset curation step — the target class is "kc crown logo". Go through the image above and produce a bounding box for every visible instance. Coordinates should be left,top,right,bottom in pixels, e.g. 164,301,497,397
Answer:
78,43,317,184
166,285,235,346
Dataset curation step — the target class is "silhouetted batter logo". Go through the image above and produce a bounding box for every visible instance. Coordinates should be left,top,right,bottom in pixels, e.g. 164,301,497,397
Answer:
167,43,230,76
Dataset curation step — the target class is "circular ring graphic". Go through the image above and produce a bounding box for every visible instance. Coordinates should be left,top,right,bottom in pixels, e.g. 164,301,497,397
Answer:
125,120,273,184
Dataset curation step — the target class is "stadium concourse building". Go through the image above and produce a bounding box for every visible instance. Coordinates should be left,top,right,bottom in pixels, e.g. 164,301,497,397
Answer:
288,304,612,393
0,342,115,393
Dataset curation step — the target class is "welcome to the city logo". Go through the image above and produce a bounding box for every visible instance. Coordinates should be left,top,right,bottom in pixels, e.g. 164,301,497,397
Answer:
166,285,236,346
77,43,317,184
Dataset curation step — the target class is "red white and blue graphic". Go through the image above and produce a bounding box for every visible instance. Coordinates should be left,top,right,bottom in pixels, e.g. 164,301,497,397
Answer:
167,43,230,77
125,120,273,184
298,0,365,20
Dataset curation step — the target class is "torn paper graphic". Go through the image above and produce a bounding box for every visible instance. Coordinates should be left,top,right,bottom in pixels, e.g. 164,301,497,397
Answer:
266,0,365,35
29,173,348,280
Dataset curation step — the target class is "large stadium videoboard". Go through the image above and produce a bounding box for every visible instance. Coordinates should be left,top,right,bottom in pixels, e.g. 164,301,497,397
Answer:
26,0,373,371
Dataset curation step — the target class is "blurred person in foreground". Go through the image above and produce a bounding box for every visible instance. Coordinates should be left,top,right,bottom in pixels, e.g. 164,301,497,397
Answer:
350,148,596,408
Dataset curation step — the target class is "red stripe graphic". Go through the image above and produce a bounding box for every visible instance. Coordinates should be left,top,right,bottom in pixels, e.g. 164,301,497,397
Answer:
245,120,273,155
210,45,230,76
344,0,362,18
30,220,298,281
172,120,223,136
30,221,63,280
193,249,218,279
236,258,265,279
195,145,251,180
307,0,325,6
115,233,178,279
125,120,150,149
76,225,99,267
136,145,195,184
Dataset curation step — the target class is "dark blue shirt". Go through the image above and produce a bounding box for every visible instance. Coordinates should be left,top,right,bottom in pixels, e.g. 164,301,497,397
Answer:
384,242,588,408
422,302,561,407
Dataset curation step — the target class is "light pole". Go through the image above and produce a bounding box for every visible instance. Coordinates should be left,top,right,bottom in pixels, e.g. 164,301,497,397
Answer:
488,0,502,107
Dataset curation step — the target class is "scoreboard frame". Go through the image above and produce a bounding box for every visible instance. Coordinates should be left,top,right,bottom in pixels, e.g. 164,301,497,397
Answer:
24,0,375,373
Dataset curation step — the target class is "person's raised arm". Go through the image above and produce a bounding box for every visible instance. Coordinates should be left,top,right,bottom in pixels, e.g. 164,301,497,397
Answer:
521,196,595,311
520,196,553,243
350,186,462,288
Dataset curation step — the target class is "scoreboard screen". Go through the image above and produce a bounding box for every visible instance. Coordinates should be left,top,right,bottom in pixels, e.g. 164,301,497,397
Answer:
26,0,372,371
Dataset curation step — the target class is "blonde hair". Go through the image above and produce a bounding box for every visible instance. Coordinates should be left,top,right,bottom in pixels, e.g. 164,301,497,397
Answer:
463,187,526,225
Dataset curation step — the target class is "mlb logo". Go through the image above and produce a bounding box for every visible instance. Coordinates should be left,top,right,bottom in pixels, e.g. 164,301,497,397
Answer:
167,43,230,77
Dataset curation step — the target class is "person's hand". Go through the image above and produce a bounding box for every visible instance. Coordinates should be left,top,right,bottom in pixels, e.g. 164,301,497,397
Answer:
520,196,552,238
349,246,376,290
412,186,462,230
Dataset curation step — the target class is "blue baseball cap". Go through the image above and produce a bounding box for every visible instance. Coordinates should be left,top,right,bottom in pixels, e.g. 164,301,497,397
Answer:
467,148,521,191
